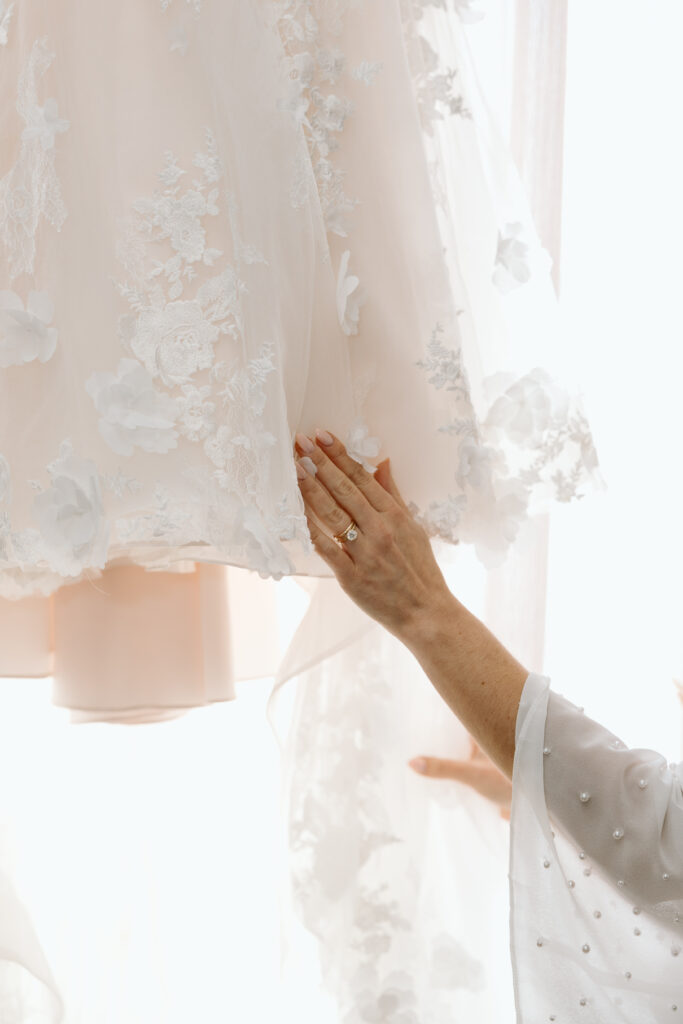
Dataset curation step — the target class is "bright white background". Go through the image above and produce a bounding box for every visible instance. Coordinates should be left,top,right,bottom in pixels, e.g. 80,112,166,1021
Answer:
1,3,682,1021
545,0,683,760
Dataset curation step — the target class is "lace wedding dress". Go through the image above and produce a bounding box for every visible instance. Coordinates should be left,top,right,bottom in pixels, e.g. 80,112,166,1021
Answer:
0,0,600,603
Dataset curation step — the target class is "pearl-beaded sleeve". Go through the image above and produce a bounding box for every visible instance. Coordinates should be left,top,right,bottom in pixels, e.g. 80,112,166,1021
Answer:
509,672,683,1023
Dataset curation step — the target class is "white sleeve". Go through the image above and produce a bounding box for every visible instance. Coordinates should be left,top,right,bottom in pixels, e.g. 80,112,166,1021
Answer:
541,680,683,906
509,672,683,1024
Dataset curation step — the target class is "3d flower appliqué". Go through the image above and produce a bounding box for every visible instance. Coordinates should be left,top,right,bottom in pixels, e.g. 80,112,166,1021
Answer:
345,418,381,473
336,250,364,336
484,368,570,447
0,1,15,45
456,436,505,490
492,222,532,293
0,290,58,368
86,359,180,456
0,454,10,504
33,441,109,572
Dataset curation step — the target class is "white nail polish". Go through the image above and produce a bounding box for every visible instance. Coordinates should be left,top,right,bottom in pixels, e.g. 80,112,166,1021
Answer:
299,456,317,476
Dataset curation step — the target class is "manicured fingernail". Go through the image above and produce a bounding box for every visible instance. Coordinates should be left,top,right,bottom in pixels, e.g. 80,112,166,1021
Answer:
316,429,334,446
409,757,427,773
295,432,315,454
299,456,317,476
296,461,307,480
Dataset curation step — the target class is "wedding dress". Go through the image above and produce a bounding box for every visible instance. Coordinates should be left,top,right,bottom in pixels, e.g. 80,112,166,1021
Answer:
511,672,683,1022
0,0,600,605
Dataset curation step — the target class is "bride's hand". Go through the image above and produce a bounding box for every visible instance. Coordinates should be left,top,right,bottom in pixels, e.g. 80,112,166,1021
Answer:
408,739,513,819
294,429,455,643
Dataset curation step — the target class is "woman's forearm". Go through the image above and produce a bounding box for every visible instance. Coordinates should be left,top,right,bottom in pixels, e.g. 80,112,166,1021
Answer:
396,591,529,780
294,431,530,777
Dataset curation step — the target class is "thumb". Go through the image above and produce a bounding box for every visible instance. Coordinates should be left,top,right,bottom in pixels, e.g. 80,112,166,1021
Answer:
374,458,409,511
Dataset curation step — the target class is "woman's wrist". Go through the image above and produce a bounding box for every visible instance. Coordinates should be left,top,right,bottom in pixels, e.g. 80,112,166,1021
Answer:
397,587,462,656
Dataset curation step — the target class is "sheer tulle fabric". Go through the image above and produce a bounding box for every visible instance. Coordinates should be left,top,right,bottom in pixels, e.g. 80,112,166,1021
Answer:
269,564,517,1024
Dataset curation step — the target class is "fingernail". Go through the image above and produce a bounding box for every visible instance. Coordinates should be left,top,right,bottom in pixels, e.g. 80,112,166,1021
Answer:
316,429,334,446
295,432,315,454
299,456,317,476
296,461,307,480
409,757,427,773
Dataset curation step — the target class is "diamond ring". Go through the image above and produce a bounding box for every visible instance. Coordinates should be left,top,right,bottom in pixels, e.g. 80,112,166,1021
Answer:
335,520,359,543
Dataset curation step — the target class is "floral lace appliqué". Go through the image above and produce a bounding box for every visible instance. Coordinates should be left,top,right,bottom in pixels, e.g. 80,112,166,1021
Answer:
492,222,532,293
0,37,70,281
0,290,58,367
0,1,15,45
336,249,364,336
104,128,308,580
285,636,487,1023
31,441,109,577
416,324,602,565
270,0,383,238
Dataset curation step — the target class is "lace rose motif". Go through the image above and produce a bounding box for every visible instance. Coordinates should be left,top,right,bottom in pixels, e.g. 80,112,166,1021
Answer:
0,290,58,367
32,441,109,575
0,0,15,45
113,130,242,389
86,359,180,456
0,37,70,281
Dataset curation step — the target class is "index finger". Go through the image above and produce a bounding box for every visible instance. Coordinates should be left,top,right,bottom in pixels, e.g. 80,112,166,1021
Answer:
313,430,396,513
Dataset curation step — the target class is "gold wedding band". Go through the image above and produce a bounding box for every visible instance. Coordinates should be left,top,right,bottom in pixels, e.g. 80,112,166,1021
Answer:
334,520,359,543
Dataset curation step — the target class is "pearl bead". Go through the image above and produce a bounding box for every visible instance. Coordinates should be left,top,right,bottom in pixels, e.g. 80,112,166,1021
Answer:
579,998,587,1007
672,947,681,957
579,792,591,803
634,928,641,936
617,879,625,887
613,828,624,840
673,1006,678,1013
638,778,648,789
568,880,575,888
663,872,671,880
582,944,590,953
549,1017,556,1022
625,971,632,980
633,906,641,915
543,746,551,756
537,938,544,947
583,868,592,876
543,859,550,868
579,851,586,859
593,910,601,919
